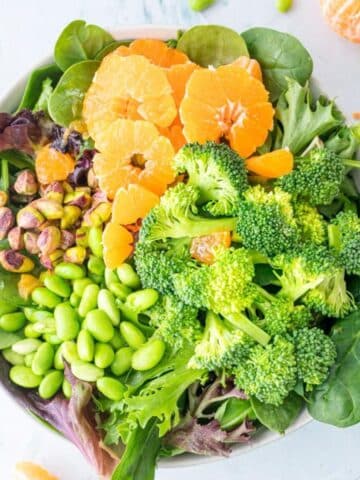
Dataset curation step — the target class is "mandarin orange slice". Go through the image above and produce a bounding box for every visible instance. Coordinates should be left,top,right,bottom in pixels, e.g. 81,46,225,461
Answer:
94,119,175,199
190,231,232,264
114,39,189,67
15,462,58,480
180,64,274,158
35,145,75,185
246,149,294,178
83,54,177,140
232,56,262,81
320,0,360,43
112,184,159,225
103,222,134,268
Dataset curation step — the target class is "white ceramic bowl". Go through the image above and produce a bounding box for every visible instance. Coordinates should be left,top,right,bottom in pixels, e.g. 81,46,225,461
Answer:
0,24,311,470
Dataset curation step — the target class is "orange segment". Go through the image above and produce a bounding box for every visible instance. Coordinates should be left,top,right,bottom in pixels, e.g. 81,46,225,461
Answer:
246,149,294,178
180,64,274,158
83,55,177,140
112,184,159,225
232,56,263,81
103,222,134,268
113,39,189,67
94,119,175,199
190,232,232,264
166,63,200,108
35,145,75,185
159,120,187,151
15,462,58,480
320,0,360,43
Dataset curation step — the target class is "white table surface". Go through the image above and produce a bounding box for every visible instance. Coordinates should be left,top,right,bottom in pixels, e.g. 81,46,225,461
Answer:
0,1,360,479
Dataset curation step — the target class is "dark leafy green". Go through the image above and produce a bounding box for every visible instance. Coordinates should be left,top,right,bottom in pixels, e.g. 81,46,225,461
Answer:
177,25,249,67
48,60,99,126
54,20,113,71
254,264,279,287
242,27,313,101
111,419,160,480
17,64,62,112
215,398,254,430
325,126,359,159
250,392,303,433
95,40,130,61
308,310,360,427
0,150,34,170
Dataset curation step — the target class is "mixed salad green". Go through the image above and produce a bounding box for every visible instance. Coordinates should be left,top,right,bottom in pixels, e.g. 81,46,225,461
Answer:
0,21,359,480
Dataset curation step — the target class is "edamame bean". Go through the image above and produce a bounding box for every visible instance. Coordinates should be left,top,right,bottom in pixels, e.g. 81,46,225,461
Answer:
131,339,165,371
120,322,145,349
24,324,42,339
111,347,133,376
276,0,292,13
25,310,52,323
54,346,64,370
55,262,85,280
32,317,56,334
125,289,159,313
10,366,42,388
96,377,125,401
109,282,132,301
62,379,72,399
2,348,25,366
98,289,120,326
25,353,35,368
117,264,140,289
88,227,103,258
12,339,42,355
32,287,61,309
0,312,26,332
43,333,62,345
105,268,118,288
88,273,103,285
61,341,80,364
110,331,126,350
23,307,37,321
188,0,214,12
39,370,64,399
78,284,100,318
32,342,54,376
0,301,17,316
70,292,81,308
77,330,95,362
55,303,79,341
88,255,105,276
73,278,93,296
44,274,71,298
85,310,114,343
94,343,115,369
71,361,104,382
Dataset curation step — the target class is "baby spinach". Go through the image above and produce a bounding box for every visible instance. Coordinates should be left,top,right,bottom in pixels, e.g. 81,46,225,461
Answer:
48,60,99,127
242,27,313,101
308,310,360,427
215,398,254,430
95,40,130,61
250,392,303,433
17,64,62,112
54,20,113,71
177,25,249,67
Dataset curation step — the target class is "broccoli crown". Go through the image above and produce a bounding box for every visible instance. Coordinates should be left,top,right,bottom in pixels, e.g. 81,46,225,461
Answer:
277,148,345,206
145,295,202,349
189,311,253,371
294,202,327,245
234,336,297,406
331,211,360,275
236,185,299,257
292,327,337,391
174,142,248,216
134,239,193,295
272,243,340,301
140,183,237,242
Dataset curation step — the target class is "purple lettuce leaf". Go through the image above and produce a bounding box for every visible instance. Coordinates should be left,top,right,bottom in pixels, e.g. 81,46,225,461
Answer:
68,148,96,186
50,125,83,156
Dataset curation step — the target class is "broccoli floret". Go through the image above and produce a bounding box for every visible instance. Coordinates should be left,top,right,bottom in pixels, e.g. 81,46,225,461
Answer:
234,336,297,406
189,311,254,371
294,202,327,245
140,183,237,243
277,148,360,206
134,239,193,295
236,185,299,257
292,327,337,391
145,295,202,349
330,210,360,275
174,142,248,216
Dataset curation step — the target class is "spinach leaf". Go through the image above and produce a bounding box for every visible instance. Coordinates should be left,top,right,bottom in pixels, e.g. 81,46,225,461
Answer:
215,398,254,430
250,392,303,433
111,419,160,480
275,79,342,154
254,264,279,287
347,276,360,305
33,78,53,114
17,64,62,112
177,25,249,67
48,60,99,127
95,40,130,61
54,20,113,71
308,310,360,427
242,28,313,101
0,330,23,349
0,150,34,170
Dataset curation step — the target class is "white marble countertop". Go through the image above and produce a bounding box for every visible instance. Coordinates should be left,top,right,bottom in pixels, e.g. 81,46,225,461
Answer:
0,1,360,479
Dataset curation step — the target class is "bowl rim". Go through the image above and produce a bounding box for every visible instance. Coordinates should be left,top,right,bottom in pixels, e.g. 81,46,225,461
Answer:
0,23,312,470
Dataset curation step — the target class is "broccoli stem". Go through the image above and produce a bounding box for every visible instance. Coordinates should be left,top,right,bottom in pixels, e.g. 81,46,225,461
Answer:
343,160,360,169
327,224,341,250
225,312,270,346
183,217,237,238
0,159,9,192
